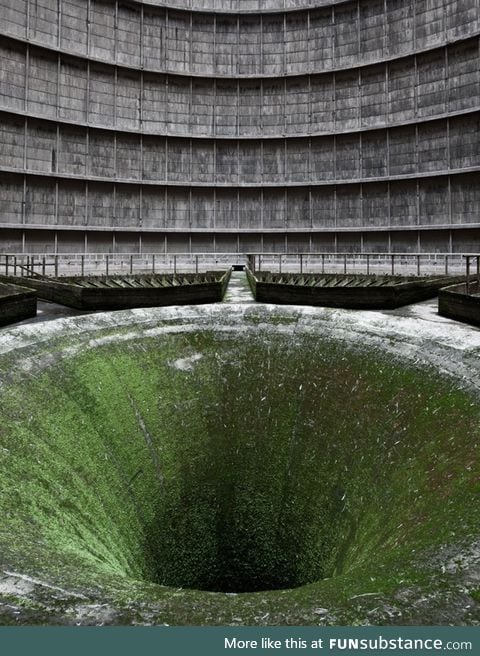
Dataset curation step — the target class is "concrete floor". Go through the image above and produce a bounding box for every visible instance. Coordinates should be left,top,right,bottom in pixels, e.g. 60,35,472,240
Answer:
17,300,94,325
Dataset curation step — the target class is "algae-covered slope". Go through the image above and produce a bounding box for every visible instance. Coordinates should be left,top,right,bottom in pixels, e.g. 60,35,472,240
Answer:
0,305,479,625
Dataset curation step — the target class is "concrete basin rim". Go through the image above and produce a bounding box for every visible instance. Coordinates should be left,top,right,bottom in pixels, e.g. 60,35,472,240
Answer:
1,301,480,394
0,302,479,624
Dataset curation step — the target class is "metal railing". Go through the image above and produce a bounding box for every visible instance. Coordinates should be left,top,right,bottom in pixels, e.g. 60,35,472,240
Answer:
0,253,246,278
0,252,471,279
250,252,465,276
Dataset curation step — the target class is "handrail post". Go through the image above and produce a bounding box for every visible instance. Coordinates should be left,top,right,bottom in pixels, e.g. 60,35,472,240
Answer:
417,254,420,276
152,254,155,273
300,253,303,274
279,254,282,274
322,253,325,273
5,254,8,276
106,254,109,277
477,255,480,292
366,253,370,275
173,255,177,274
54,255,58,277
130,254,133,275
81,254,85,277
343,253,347,274
42,256,46,277
445,254,448,276
466,256,470,294
13,255,17,276
195,255,199,274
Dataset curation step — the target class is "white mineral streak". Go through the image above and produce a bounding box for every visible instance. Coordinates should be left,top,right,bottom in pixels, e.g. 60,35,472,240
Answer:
1,571,88,599
171,353,204,371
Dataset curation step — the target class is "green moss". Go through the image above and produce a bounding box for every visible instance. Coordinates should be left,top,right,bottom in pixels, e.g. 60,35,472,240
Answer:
0,329,478,624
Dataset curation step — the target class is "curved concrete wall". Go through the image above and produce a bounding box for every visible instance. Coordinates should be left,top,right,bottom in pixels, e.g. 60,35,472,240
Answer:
0,0,479,255
2,0,478,76
1,112,478,183
1,38,479,137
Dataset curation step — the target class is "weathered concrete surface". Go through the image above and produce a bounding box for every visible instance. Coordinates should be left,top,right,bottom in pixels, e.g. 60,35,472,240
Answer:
0,281,36,326
0,0,478,254
0,299,478,624
439,282,480,327
249,271,465,309
223,270,255,303
2,0,478,76
0,271,231,310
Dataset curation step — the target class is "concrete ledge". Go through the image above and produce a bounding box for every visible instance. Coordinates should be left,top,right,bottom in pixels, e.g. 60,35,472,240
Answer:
0,282,37,326
438,282,480,328
248,270,463,309
0,271,231,311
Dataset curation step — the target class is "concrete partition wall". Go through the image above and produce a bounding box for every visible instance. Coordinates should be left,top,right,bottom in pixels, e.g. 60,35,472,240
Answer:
0,0,479,255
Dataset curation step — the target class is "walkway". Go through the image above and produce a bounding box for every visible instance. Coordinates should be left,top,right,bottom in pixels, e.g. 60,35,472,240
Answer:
223,271,255,304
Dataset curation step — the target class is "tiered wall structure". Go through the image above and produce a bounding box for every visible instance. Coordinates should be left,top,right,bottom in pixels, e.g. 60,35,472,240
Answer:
0,0,479,254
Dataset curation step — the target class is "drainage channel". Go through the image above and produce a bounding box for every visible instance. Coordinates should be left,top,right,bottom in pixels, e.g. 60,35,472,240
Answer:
223,271,255,304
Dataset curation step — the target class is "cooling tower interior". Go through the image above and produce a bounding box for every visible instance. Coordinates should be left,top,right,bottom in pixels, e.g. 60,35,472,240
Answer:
0,0,479,255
